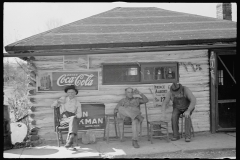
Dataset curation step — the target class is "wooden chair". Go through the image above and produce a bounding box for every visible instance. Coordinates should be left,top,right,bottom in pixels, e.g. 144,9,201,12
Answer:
144,103,170,143
118,104,143,142
119,117,143,142
53,106,78,147
104,114,121,143
180,113,195,139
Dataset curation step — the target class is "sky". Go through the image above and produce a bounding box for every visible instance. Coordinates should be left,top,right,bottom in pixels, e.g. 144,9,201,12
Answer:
3,2,237,63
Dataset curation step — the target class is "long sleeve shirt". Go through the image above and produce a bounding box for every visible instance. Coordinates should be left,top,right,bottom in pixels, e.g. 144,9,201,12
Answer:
115,93,149,111
51,96,82,118
162,86,196,112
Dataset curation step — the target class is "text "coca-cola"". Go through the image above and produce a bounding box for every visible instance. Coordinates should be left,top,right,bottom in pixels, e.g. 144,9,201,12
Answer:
57,74,94,86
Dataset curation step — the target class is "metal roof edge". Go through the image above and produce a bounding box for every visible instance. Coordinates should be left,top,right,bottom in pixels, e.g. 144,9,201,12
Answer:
5,38,236,53
3,43,236,58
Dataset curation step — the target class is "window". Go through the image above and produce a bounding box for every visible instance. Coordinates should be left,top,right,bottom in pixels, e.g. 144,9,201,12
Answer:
141,62,178,83
218,70,224,85
102,62,179,85
102,64,140,84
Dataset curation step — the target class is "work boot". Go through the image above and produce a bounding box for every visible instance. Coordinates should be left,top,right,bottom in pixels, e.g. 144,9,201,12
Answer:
171,136,180,141
136,115,144,123
64,134,75,148
132,140,140,148
185,137,191,142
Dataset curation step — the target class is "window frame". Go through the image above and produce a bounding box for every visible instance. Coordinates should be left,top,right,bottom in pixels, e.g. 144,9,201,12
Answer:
140,62,179,84
102,63,141,85
102,62,179,85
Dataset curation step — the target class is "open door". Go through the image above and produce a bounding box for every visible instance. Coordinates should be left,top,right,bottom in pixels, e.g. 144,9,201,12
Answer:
216,53,236,131
210,49,236,133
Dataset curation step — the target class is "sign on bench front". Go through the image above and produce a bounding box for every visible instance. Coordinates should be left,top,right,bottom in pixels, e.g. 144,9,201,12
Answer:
78,103,105,130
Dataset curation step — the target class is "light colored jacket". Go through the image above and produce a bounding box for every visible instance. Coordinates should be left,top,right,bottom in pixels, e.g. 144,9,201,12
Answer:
51,96,82,118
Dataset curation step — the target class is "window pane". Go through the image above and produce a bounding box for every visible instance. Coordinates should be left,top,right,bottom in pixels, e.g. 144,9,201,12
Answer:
154,67,164,80
143,67,154,81
103,65,140,83
218,70,224,85
127,68,138,75
165,67,176,79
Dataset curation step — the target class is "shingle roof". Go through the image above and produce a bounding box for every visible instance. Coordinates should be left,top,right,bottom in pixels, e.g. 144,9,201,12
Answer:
5,7,236,52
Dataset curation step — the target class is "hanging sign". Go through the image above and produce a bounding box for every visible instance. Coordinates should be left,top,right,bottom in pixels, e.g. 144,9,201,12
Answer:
37,71,98,92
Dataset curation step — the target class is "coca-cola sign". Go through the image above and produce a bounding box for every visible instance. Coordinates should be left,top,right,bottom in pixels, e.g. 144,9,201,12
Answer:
37,71,98,92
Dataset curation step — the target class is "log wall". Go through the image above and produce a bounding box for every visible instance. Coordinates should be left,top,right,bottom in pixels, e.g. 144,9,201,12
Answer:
29,50,210,140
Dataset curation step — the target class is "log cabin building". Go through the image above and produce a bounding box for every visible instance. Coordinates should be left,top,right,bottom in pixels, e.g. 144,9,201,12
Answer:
5,5,236,142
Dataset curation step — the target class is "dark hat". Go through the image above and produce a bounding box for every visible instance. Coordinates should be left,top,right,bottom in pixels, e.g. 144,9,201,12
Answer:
64,85,78,95
170,83,183,95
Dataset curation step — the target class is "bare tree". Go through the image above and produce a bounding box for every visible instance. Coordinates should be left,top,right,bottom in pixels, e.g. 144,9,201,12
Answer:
45,18,64,30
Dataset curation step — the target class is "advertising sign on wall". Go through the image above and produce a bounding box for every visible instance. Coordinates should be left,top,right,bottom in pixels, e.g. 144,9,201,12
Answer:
78,103,105,130
37,71,99,92
152,83,171,107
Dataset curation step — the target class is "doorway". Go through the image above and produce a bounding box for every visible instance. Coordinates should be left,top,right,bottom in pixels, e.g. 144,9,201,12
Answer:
216,53,236,131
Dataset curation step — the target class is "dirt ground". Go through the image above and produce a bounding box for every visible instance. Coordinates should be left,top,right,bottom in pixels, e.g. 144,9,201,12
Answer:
116,149,236,158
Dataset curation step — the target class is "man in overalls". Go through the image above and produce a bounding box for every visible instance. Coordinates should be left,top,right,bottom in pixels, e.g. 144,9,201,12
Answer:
162,82,196,142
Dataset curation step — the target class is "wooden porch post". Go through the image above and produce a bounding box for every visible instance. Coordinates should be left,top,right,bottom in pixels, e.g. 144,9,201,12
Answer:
209,50,217,133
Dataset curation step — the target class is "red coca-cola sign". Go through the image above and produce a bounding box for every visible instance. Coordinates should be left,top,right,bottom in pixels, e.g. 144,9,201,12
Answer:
37,71,98,91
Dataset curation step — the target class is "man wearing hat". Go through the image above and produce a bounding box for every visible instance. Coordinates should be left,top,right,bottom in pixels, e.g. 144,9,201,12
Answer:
51,85,82,148
162,82,196,142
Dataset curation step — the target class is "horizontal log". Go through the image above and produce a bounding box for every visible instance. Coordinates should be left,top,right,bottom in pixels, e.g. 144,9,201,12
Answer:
37,117,53,125
27,86,36,90
34,109,53,116
27,64,37,71
89,51,208,68
180,76,209,81
89,49,208,58
34,56,64,62
179,73,209,79
35,66,63,70
89,51,207,61
33,62,63,70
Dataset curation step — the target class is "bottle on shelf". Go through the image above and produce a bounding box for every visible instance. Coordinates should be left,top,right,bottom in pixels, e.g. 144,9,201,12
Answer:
157,69,162,80
167,68,173,79
146,69,152,80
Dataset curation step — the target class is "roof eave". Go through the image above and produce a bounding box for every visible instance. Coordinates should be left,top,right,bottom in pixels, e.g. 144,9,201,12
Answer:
5,38,236,53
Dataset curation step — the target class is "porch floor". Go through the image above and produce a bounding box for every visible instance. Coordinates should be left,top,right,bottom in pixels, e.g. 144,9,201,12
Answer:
4,132,236,158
